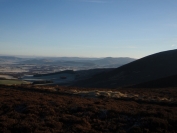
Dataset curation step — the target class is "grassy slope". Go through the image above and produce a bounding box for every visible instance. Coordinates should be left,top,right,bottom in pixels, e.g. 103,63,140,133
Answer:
0,85,177,133
0,80,29,85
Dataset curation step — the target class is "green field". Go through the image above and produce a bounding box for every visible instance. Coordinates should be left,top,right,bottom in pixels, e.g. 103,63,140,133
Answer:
0,80,30,85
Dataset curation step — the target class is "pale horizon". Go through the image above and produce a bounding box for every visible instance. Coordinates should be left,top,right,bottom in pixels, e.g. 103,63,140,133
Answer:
1,0,177,59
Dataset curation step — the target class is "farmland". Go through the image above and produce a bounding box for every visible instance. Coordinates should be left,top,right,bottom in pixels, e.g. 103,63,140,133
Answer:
0,79,30,85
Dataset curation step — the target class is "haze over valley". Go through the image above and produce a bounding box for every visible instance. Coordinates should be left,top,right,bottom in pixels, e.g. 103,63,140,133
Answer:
1,49,177,88
0,55,135,86
1,0,177,132
1,49,177,133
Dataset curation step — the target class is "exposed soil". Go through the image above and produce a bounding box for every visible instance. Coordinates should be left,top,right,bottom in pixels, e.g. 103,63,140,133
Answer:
0,85,177,133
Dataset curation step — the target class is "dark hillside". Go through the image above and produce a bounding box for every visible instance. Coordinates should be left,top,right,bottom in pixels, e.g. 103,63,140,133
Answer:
73,49,177,88
130,74,177,88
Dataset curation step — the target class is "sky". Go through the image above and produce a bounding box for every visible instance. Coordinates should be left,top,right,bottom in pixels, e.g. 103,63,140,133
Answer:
0,0,177,59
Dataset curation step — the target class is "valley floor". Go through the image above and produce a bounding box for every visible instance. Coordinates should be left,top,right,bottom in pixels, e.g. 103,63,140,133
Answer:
0,85,177,133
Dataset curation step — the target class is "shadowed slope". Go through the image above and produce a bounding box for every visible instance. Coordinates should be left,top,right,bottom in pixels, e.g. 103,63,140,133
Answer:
73,49,177,88
130,74,177,88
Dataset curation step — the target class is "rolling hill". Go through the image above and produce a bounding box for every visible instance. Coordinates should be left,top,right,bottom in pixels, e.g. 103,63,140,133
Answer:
73,49,177,88
0,56,25,63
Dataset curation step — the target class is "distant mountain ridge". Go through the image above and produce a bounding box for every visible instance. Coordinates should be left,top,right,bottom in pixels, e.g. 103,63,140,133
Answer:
73,49,177,88
93,57,135,67
18,57,136,68
0,56,26,63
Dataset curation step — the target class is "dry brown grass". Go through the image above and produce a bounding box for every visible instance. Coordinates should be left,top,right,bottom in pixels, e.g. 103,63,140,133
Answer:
0,85,177,132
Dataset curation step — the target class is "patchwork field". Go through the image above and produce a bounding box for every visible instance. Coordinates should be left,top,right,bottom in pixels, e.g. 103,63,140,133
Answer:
0,85,177,133
0,75,16,80
0,80,30,85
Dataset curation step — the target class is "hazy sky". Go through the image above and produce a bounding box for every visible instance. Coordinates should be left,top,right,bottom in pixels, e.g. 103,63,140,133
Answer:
0,0,177,58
